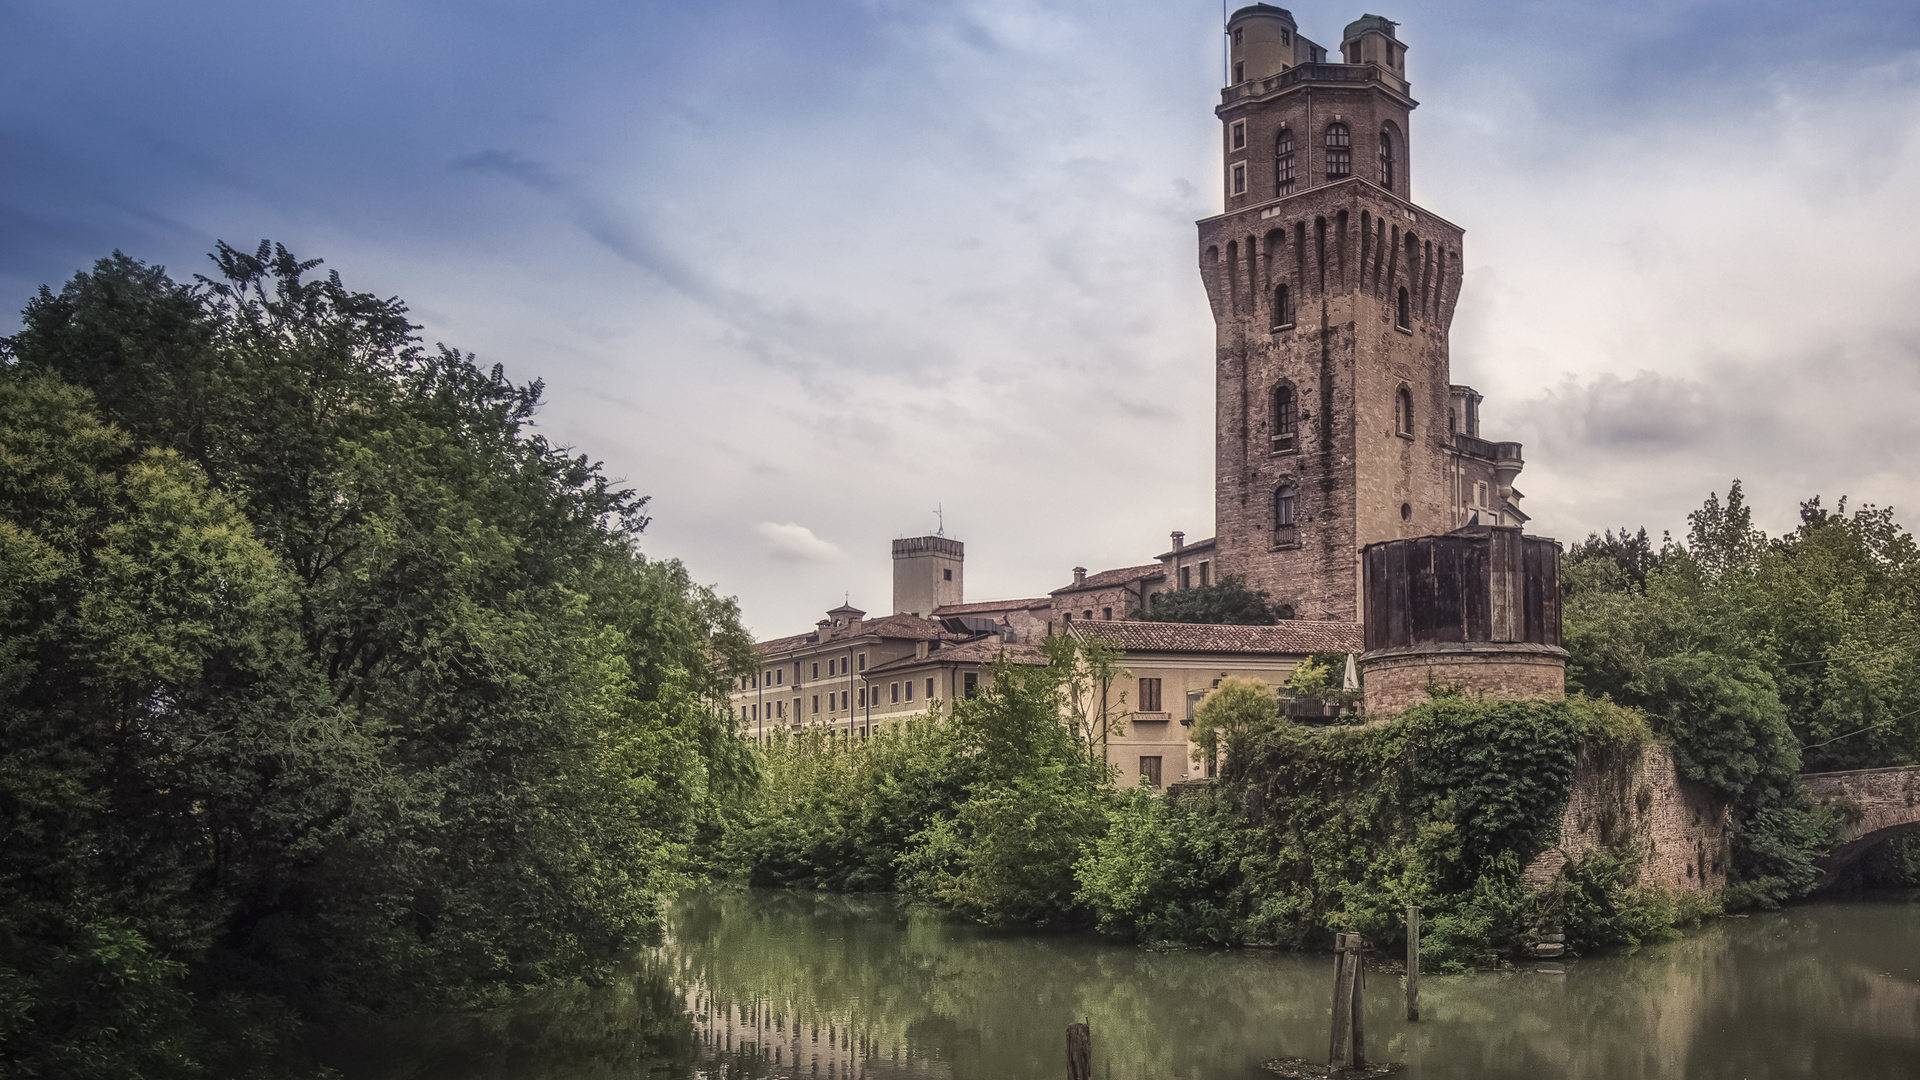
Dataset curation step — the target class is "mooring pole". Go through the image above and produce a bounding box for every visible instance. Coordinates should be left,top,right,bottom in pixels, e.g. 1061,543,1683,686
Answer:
1066,1020,1091,1080
1328,932,1364,1070
1351,935,1366,1068
1406,904,1421,1022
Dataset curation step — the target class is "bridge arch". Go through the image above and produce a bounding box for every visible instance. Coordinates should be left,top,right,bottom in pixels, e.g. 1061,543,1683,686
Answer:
1801,766,1920,888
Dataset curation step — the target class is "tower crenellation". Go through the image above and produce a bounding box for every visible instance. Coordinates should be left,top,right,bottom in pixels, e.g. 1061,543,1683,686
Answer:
1200,9,1524,623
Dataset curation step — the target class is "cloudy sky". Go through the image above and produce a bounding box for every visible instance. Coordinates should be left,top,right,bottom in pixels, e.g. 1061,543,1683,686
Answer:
6,0,1920,637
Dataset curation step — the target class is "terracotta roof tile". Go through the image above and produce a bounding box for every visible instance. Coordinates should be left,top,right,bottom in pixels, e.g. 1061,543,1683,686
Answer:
1154,536,1218,560
754,612,962,655
1069,619,1362,655
864,640,1047,675
1051,564,1166,596
933,597,1051,616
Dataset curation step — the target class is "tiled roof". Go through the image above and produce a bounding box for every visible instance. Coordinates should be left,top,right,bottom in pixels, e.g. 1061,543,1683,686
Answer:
755,612,962,655
1051,564,1166,596
933,597,1051,616
863,639,1048,675
1069,618,1362,655
1154,536,1218,560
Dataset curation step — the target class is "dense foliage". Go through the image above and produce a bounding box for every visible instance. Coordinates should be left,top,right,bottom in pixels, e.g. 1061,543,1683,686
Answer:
1564,481,1920,902
1074,693,1706,968
1133,574,1283,624
730,658,1114,925
0,246,752,1076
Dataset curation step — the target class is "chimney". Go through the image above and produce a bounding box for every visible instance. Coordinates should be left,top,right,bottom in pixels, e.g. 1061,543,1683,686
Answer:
1072,566,1087,587
1170,531,1185,552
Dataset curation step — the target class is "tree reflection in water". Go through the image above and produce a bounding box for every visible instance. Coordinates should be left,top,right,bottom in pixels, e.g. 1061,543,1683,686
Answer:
333,889,1920,1080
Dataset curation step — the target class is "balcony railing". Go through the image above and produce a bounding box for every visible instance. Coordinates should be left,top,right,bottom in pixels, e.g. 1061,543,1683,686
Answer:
1222,62,1410,104
1453,434,1524,464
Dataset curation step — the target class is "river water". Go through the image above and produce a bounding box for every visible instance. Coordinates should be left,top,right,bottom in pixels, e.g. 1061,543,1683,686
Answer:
338,888,1920,1080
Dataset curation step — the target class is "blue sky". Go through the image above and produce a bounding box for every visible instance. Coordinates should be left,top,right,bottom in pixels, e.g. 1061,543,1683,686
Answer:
6,0,1920,636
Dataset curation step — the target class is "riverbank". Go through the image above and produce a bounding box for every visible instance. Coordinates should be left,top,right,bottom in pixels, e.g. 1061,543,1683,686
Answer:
328,887,1920,1080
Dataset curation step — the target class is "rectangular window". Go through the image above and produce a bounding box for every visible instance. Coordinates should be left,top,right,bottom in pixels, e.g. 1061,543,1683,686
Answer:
1200,561,1211,587
891,682,900,703
1230,120,1246,150
741,705,748,720
776,700,785,718
752,703,759,721
775,669,783,685
964,672,978,698
841,691,849,710
1102,607,1113,620
1233,59,1245,82
858,653,867,671
1327,148,1351,178
905,681,914,703
926,677,935,700
943,568,952,581
795,662,802,683
1139,677,1163,713
858,687,866,707
1139,756,1163,789
1179,566,1191,590
1231,162,1247,195
812,695,820,714
811,662,819,679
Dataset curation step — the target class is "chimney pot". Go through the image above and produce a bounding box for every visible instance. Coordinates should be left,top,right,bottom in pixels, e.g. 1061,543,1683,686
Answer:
1171,531,1185,551
1073,566,1087,587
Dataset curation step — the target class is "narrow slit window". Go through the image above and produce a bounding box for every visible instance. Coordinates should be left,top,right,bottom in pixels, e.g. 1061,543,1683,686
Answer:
1379,129,1395,191
1272,282,1294,329
1397,285,1411,328
1396,386,1414,436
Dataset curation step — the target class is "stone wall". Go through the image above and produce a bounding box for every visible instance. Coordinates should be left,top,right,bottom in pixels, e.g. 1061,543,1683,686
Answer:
1523,741,1731,893
1359,643,1567,713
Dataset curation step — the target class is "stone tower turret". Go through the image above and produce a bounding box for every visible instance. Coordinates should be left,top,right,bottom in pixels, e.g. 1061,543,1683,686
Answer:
1201,11,1514,623
891,536,963,617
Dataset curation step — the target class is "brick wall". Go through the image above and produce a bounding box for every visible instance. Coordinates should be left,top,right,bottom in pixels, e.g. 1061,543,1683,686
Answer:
1523,741,1732,893
1360,645,1567,713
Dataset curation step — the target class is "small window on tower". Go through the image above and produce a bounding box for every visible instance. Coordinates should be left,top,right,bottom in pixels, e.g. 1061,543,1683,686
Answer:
1379,128,1395,191
1274,484,1297,529
1231,163,1247,195
1272,383,1298,451
1397,386,1414,436
1233,26,1243,46
1234,60,1245,83
1275,129,1296,196
1103,607,1113,620
1231,120,1246,151
943,568,952,581
1397,286,1411,329
1325,123,1352,178
1272,283,1294,330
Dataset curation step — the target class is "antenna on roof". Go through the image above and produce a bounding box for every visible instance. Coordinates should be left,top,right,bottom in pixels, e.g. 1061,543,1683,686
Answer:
933,503,945,536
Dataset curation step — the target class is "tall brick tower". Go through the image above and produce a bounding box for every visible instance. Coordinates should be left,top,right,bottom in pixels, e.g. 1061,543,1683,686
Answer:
1200,8,1516,622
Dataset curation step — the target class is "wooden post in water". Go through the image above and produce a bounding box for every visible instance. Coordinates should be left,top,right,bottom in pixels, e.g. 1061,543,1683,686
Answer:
1328,933,1366,1070
1066,1021,1091,1080
1406,904,1421,1022
1350,935,1366,1069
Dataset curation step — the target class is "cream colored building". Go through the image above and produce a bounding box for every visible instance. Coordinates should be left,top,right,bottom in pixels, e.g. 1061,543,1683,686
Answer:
1067,619,1361,789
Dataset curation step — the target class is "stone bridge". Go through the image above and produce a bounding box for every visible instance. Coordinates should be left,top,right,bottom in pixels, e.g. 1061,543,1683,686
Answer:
1801,766,1920,887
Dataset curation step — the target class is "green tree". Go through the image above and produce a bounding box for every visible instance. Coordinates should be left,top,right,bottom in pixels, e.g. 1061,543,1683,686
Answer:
1,245,754,1066
1133,575,1280,624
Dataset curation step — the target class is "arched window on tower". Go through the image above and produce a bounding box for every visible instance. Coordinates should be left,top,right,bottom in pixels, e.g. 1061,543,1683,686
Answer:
1379,128,1395,191
1274,483,1297,530
1271,282,1293,330
1397,285,1411,329
1271,383,1297,452
1276,128,1296,196
1396,386,1414,436
1325,123,1351,179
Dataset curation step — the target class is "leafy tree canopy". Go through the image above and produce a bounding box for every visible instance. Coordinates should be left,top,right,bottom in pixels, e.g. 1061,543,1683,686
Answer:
1133,574,1283,624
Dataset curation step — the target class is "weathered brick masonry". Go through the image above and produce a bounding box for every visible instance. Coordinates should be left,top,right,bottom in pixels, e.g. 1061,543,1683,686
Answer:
1524,742,1732,893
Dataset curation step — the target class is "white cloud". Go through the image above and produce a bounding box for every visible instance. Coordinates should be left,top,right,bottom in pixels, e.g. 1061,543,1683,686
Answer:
754,522,846,565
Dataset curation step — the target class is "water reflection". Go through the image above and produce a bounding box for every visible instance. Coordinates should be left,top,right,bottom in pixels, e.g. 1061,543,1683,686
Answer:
338,889,1920,1080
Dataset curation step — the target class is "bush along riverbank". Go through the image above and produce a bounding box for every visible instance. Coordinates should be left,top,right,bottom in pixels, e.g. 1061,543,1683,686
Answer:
724,654,1744,969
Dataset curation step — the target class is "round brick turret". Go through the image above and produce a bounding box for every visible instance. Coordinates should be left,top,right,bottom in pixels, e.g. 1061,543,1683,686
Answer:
1358,524,1567,713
